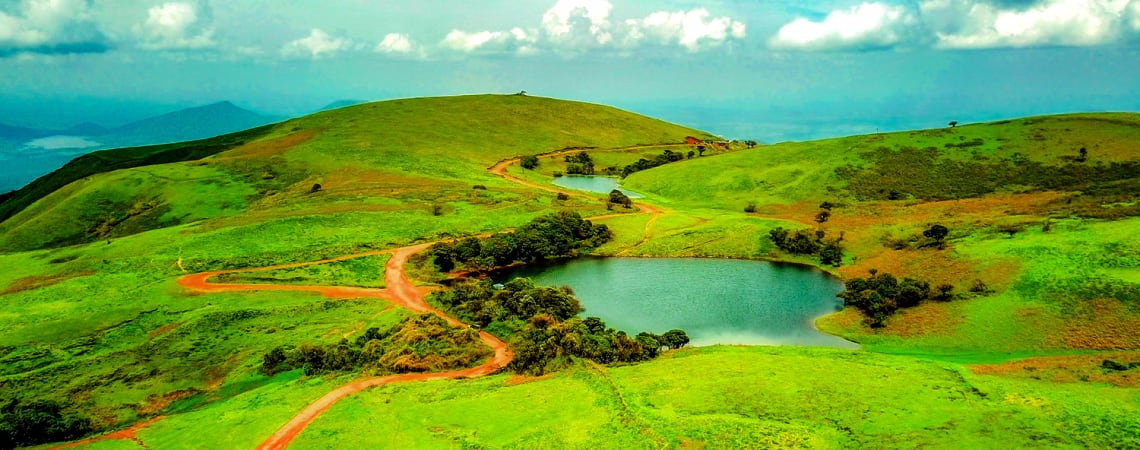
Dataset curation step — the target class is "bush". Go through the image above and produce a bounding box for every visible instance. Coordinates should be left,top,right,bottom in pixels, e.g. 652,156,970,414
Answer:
0,399,92,448
838,271,937,327
520,155,539,169
744,203,757,213
428,211,612,273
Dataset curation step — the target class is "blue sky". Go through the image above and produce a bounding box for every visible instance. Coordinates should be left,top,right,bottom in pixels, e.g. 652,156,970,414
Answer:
2,0,1140,141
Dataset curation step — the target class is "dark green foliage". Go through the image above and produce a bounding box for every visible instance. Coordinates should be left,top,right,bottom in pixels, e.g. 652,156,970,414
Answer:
258,315,488,376
815,210,831,223
613,149,686,178
768,227,844,266
744,203,757,213
836,147,1140,212
838,271,940,327
0,399,93,448
923,224,949,249
310,183,322,193
564,152,594,175
431,279,686,375
556,192,570,201
429,211,612,273
608,190,632,209
520,155,539,169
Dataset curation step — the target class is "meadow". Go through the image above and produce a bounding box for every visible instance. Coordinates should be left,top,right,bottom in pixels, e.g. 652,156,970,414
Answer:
0,96,1137,448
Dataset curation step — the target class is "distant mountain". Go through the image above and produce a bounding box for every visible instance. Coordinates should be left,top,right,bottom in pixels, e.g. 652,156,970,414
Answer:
103,101,283,146
63,122,109,136
318,99,366,112
0,123,49,141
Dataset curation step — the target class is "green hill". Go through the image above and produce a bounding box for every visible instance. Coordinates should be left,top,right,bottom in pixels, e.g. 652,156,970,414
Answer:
1,98,1138,449
0,94,713,252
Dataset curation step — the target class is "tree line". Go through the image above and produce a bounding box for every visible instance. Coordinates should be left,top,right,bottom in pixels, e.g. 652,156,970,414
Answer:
0,399,92,448
432,277,689,375
429,211,612,272
768,227,844,266
837,269,956,327
260,314,490,377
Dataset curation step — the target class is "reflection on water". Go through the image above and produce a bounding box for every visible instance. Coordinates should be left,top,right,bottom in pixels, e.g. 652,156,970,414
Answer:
500,257,858,349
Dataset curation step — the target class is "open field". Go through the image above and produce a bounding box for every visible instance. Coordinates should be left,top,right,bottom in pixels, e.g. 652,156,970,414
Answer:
2,97,1138,448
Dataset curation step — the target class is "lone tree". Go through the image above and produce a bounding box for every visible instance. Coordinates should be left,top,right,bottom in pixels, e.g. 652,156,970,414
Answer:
521,155,539,169
661,329,690,349
923,224,949,249
948,121,958,128
310,183,322,193
1077,147,1088,162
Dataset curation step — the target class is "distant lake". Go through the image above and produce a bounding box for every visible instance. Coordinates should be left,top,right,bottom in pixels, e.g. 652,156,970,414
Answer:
24,135,101,151
552,175,642,198
499,257,857,349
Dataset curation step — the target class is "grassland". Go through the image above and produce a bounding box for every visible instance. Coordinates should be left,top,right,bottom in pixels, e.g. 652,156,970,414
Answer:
2,98,1138,448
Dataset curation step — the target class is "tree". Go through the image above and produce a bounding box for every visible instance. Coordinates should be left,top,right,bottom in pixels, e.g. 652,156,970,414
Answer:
521,155,539,169
1077,147,1088,162
819,241,843,266
948,121,958,128
744,203,757,213
923,224,949,249
661,329,690,349
687,150,695,159
310,183,322,193
697,145,706,156
608,190,632,208
815,210,831,223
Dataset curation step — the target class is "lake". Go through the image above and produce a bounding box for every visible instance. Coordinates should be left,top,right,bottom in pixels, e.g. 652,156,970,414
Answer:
500,257,857,349
552,176,643,198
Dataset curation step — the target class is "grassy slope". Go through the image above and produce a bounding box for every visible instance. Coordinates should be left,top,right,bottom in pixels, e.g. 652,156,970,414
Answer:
283,346,1140,449
0,95,712,437
619,113,1140,357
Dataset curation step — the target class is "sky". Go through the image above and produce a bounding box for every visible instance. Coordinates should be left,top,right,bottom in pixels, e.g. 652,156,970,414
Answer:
2,0,1140,141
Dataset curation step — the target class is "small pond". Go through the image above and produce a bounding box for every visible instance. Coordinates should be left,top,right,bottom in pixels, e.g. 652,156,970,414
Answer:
500,257,857,349
552,175,643,198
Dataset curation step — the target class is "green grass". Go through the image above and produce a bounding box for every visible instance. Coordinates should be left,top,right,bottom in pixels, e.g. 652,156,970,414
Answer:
289,346,1140,449
218,254,390,288
3,100,1140,448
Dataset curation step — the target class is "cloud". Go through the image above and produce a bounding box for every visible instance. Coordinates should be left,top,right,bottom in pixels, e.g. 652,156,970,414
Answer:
0,0,110,57
624,8,747,52
136,2,215,50
924,0,1136,49
281,29,352,59
438,0,746,55
376,33,416,54
769,2,921,51
541,0,613,47
770,0,1140,51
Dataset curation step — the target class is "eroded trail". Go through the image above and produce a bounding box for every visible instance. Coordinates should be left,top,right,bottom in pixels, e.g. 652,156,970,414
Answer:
70,144,668,450
174,242,512,450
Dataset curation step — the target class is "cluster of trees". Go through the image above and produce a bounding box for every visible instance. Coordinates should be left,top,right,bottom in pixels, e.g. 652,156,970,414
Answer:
837,270,954,327
432,278,689,375
564,152,595,175
768,227,844,266
601,149,686,178
520,155,539,169
0,399,92,448
260,315,489,376
429,212,612,272
608,190,632,209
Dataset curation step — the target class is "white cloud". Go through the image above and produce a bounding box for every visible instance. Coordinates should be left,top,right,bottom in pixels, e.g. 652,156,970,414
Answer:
541,0,614,47
0,0,109,57
769,2,920,51
376,33,416,54
770,0,1140,51
439,0,746,55
136,2,215,50
281,29,351,59
624,8,747,52
924,0,1135,49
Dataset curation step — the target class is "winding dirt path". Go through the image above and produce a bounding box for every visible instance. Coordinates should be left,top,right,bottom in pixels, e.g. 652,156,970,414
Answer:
175,241,512,450
69,144,671,450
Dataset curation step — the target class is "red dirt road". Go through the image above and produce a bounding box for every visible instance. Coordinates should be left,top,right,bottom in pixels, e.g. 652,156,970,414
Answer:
175,241,513,450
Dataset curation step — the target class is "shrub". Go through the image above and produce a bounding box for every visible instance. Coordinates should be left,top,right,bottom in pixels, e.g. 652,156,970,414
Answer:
520,155,539,169
744,203,757,213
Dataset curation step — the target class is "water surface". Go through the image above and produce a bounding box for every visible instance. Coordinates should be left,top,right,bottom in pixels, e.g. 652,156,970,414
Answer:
502,257,856,348
552,176,642,198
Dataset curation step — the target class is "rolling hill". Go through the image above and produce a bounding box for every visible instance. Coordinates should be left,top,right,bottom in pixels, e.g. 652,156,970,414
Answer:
0,95,1137,449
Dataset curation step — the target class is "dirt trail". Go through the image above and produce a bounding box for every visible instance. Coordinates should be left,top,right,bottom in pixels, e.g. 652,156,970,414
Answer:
71,144,668,450
172,240,513,450
50,416,163,450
